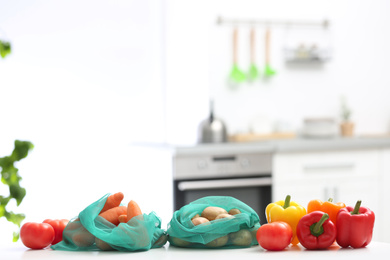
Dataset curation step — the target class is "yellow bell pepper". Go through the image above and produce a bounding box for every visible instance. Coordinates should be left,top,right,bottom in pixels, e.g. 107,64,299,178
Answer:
266,195,306,245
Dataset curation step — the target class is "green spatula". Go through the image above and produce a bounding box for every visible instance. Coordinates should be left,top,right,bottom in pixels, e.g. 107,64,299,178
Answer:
229,28,246,84
264,28,276,78
248,28,259,81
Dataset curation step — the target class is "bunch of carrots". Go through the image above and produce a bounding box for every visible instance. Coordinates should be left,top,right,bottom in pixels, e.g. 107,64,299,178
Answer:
64,192,143,250
100,192,142,225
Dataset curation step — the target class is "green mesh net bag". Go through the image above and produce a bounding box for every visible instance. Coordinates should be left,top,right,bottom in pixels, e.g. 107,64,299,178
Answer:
167,196,261,248
51,193,167,252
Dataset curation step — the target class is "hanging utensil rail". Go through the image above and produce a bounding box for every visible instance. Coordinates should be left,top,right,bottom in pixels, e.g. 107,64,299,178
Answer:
217,16,329,29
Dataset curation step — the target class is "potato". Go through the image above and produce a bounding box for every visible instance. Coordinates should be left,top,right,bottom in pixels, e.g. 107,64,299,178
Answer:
205,235,229,247
95,238,114,251
170,236,191,247
250,226,259,239
201,206,228,221
191,214,200,220
65,221,95,248
215,213,233,220
71,231,95,247
192,217,210,226
229,229,252,247
228,208,241,215
153,234,168,247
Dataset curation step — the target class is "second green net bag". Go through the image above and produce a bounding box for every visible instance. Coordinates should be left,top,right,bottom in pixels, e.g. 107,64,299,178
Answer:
51,193,167,252
167,196,261,248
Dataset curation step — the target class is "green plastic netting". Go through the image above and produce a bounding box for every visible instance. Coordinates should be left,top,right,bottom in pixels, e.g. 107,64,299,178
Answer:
51,193,167,252
167,196,261,248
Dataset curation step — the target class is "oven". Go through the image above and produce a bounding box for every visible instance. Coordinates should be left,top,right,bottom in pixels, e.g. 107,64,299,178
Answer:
173,151,272,224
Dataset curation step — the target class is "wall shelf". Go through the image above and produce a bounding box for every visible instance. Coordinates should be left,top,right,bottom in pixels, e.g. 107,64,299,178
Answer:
216,16,330,29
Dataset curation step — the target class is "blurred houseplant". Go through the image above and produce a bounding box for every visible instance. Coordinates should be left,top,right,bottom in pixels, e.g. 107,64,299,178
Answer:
0,140,34,241
0,39,12,58
1,38,34,241
340,96,354,137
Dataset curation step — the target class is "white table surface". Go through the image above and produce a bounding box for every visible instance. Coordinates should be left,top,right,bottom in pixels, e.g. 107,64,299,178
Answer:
2,241,390,260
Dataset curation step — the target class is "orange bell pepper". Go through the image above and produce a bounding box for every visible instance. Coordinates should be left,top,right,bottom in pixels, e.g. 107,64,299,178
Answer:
266,195,306,245
307,198,345,226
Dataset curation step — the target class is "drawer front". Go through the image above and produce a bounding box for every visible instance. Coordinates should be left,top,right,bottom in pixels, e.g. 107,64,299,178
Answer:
273,149,380,181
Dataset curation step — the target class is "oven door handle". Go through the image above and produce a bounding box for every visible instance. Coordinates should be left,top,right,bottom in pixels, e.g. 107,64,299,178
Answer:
177,177,272,191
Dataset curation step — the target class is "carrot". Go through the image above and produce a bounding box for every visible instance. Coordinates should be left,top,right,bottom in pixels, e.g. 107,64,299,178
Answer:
100,192,124,213
118,214,127,223
127,200,142,222
99,206,127,225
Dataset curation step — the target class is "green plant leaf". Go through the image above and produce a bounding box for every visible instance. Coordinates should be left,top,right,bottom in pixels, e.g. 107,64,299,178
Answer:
12,140,34,161
0,40,12,59
0,140,33,241
5,211,25,226
0,196,11,206
13,232,20,242
10,184,26,206
0,204,5,216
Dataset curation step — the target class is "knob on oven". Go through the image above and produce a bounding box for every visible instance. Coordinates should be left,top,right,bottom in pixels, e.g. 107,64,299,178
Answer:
240,158,250,168
197,159,207,170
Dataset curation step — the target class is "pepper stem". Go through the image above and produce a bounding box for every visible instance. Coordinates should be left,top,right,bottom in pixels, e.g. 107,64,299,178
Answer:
283,195,291,209
351,200,362,215
310,213,329,237
328,198,333,202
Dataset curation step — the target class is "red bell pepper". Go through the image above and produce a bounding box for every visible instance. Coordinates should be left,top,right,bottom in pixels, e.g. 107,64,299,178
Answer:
336,200,375,248
297,211,336,250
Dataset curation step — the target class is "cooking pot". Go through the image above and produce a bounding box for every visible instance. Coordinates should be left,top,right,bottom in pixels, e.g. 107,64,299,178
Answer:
198,101,228,143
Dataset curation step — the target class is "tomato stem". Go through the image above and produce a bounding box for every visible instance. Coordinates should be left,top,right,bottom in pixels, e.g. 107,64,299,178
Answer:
283,195,291,209
351,200,362,215
328,198,333,202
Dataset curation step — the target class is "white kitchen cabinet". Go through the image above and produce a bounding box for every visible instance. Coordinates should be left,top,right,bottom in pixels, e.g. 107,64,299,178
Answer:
381,149,390,243
273,149,383,242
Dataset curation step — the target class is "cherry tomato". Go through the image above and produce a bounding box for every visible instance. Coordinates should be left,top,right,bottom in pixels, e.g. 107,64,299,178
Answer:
20,222,55,249
43,219,69,245
256,221,293,251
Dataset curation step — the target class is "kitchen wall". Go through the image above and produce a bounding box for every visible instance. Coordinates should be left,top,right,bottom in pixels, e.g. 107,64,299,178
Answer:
0,0,170,243
164,0,390,145
1,0,390,243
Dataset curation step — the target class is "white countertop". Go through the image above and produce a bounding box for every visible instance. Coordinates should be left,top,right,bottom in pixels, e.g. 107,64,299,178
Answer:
135,136,390,156
2,241,390,260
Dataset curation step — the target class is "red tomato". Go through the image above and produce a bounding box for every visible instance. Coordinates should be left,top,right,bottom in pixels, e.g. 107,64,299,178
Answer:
256,221,293,251
43,219,69,245
20,222,55,249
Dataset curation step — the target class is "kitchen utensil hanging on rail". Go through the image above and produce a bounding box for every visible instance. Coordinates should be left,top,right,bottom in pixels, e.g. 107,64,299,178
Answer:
248,28,259,81
264,27,276,78
229,28,246,85
0,28,12,59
